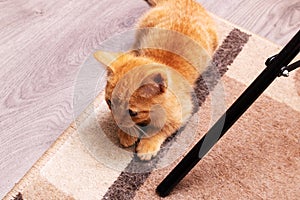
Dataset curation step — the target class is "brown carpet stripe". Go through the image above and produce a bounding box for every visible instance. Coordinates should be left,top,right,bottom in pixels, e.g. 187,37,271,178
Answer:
101,28,250,200
194,28,250,109
295,69,300,96
12,193,23,200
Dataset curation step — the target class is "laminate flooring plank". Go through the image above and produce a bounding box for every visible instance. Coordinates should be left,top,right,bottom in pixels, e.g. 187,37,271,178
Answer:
0,0,148,198
198,0,300,46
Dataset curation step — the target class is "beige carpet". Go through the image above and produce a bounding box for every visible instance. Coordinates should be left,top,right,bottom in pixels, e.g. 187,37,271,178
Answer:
4,16,300,200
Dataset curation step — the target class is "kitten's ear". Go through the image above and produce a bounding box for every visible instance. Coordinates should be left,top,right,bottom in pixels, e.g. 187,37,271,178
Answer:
139,71,168,98
93,51,122,73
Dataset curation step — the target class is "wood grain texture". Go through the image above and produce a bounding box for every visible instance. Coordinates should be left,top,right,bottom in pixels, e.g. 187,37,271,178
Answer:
198,0,300,46
0,0,298,198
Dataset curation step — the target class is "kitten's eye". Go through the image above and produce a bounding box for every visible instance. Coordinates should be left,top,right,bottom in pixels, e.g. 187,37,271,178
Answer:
106,99,112,109
129,109,138,117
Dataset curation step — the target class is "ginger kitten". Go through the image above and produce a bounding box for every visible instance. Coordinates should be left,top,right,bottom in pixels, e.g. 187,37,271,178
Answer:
94,0,218,160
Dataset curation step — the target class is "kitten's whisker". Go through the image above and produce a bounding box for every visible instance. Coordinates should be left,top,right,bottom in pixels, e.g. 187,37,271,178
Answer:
123,126,139,138
132,127,140,138
134,125,150,138
122,127,129,135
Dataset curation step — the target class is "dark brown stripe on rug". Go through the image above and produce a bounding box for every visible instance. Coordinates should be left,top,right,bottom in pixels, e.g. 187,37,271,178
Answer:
295,69,300,96
12,193,23,200
195,28,250,108
102,28,250,200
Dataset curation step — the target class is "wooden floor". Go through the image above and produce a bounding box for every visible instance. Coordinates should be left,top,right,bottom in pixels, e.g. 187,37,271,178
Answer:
0,0,298,198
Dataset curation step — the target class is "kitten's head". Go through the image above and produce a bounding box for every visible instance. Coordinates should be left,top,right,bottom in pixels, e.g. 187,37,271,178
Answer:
94,51,169,137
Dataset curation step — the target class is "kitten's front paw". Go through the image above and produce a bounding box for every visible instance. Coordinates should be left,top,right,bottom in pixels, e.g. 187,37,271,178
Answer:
136,138,161,161
118,130,138,147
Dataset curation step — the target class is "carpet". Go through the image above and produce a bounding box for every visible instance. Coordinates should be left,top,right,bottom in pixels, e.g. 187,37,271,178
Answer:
4,15,300,200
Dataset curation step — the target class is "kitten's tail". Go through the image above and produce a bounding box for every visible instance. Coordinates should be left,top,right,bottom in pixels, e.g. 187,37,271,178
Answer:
144,0,175,7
